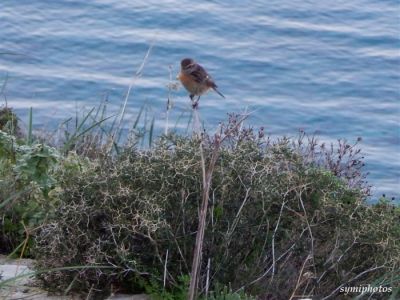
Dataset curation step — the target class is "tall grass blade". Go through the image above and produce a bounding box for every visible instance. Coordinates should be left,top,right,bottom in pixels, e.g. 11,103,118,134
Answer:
0,72,9,107
7,240,26,258
62,111,117,153
75,102,79,130
112,41,155,146
149,116,155,148
75,107,95,134
62,107,95,151
98,97,108,143
132,104,146,130
76,113,117,139
27,107,33,145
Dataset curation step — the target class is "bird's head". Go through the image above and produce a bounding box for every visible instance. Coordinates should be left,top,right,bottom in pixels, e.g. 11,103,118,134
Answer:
181,58,195,69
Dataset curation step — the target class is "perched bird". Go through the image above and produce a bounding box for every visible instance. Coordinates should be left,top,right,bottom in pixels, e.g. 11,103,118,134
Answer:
178,58,224,107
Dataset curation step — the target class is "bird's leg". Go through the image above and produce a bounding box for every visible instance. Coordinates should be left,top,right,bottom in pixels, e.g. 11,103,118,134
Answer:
192,95,201,109
190,94,200,109
190,94,196,109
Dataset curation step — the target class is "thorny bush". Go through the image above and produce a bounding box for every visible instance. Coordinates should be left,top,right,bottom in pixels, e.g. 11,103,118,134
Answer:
33,115,399,299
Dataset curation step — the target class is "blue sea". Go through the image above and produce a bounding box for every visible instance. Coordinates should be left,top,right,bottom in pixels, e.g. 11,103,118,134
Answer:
1,0,399,200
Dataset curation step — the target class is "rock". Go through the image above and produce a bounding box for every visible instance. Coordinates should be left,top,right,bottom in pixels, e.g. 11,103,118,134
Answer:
0,261,33,286
0,255,150,300
0,255,70,299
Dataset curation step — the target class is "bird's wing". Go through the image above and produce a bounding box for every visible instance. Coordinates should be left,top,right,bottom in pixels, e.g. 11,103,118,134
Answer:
189,64,211,84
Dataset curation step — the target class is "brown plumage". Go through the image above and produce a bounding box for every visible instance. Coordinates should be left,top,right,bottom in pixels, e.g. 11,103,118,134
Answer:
178,58,224,106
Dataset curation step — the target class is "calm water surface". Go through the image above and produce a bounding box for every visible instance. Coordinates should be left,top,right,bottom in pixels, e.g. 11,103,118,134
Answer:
1,0,399,200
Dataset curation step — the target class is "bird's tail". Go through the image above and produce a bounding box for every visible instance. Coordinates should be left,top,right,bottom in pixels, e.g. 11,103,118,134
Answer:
213,87,225,98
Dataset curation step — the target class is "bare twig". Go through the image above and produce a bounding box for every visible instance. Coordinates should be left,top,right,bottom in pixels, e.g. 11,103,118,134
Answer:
321,265,386,300
298,190,316,275
271,199,287,279
165,65,175,135
243,242,297,289
109,40,155,151
205,258,211,297
289,254,312,300
163,249,169,289
188,109,251,300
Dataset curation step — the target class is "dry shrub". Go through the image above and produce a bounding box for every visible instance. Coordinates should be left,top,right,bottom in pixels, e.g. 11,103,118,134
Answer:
34,117,399,299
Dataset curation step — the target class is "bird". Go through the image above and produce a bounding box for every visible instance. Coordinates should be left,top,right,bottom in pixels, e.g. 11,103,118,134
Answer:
178,58,225,108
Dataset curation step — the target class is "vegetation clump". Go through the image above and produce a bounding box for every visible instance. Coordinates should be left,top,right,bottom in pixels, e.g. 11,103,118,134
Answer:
27,115,398,299
1,106,399,299
0,127,60,255
0,106,18,132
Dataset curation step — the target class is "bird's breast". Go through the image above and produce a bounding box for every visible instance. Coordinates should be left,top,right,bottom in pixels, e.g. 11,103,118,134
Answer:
179,72,208,95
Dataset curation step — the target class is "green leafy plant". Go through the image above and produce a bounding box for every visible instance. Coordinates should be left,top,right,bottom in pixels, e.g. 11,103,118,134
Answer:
0,128,61,255
143,275,189,300
207,284,256,300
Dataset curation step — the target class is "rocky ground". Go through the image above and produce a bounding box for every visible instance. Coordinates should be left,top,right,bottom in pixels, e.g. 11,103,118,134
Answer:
0,255,149,300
